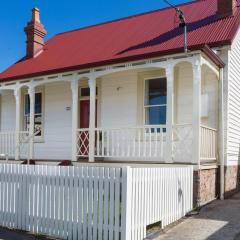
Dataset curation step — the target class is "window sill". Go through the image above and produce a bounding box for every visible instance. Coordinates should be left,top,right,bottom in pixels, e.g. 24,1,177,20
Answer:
34,138,45,143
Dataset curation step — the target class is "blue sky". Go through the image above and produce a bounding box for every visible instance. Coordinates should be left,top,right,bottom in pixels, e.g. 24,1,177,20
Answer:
0,0,190,72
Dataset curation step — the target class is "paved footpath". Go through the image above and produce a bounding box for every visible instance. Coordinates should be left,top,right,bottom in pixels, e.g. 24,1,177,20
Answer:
157,192,240,240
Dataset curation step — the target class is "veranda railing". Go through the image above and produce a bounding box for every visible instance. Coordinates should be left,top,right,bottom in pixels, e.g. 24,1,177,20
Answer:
77,124,217,163
200,125,217,161
77,125,166,160
0,131,29,160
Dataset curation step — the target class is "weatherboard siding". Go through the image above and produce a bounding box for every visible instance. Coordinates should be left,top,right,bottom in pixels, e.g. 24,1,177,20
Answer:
175,62,193,125
227,29,240,165
34,82,72,160
175,62,218,128
0,82,72,160
1,91,16,131
100,71,138,128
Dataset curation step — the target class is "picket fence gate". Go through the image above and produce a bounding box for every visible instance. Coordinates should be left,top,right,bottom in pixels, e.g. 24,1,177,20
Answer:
0,164,193,240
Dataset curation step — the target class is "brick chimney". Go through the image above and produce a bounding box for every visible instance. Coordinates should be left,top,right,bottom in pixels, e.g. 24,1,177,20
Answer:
217,0,237,18
24,8,47,58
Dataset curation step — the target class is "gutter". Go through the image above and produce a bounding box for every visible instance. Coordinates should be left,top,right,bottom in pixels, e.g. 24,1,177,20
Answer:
201,45,225,68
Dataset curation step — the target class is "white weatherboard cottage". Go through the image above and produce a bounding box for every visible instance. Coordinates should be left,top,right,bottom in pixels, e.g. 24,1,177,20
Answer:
0,0,240,205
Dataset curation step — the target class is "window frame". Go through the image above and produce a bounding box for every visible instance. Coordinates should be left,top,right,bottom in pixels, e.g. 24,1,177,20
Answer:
79,86,98,100
143,76,167,127
23,89,45,142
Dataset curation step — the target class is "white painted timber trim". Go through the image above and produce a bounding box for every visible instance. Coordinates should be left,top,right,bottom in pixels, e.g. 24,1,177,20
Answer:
71,77,78,161
201,56,219,77
88,76,97,162
166,63,174,163
28,85,35,160
192,56,202,167
14,85,21,160
0,52,209,92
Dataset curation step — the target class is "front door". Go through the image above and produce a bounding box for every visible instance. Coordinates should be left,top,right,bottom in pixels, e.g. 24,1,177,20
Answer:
80,100,90,129
79,100,90,156
79,100,97,156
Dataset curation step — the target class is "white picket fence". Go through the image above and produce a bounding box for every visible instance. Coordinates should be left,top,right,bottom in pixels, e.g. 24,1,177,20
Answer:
0,164,193,240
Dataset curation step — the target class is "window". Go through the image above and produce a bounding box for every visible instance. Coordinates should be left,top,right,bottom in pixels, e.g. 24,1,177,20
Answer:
79,87,98,98
24,92,43,137
144,78,167,125
80,87,90,97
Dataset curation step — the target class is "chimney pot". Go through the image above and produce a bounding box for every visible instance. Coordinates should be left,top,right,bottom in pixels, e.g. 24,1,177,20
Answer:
32,7,40,23
24,8,47,59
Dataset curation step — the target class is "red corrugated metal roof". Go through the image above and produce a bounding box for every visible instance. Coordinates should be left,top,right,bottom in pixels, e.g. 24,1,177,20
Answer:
1,0,240,81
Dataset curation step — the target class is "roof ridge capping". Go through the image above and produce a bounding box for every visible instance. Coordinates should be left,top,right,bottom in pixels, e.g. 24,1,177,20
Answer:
56,0,200,36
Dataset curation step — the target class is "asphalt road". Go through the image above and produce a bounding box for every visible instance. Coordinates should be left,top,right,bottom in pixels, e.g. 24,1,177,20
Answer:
0,228,35,240
0,227,54,240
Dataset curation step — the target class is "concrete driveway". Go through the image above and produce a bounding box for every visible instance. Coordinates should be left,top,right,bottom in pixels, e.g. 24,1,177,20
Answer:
157,192,240,240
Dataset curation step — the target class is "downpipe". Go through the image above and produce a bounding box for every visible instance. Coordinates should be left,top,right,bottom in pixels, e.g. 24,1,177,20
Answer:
219,68,225,200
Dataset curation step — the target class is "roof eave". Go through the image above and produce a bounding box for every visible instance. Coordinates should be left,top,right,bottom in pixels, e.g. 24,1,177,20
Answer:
201,45,225,68
0,41,230,82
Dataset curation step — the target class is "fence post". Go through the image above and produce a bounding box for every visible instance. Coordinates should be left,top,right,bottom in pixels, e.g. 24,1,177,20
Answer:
121,166,132,240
